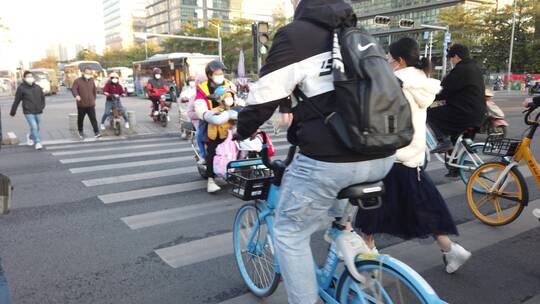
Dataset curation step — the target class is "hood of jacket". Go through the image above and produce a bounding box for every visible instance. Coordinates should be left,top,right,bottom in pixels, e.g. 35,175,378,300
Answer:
294,0,356,29
395,67,441,109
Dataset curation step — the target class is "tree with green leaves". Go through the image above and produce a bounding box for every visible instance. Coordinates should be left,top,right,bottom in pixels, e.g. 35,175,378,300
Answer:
438,4,487,50
100,44,160,68
160,15,292,77
31,56,58,70
76,49,101,62
482,0,537,73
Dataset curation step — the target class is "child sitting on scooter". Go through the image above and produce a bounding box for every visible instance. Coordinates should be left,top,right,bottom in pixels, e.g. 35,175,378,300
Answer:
196,86,239,193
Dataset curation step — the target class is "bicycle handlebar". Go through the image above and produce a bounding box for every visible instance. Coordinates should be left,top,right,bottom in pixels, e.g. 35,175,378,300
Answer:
258,131,296,171
524,105,540,126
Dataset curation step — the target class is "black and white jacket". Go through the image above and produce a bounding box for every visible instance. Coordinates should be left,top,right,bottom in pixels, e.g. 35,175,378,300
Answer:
237,0,389,162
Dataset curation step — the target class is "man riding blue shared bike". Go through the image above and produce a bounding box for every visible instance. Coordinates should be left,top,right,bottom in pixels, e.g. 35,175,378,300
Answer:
235,1,396,303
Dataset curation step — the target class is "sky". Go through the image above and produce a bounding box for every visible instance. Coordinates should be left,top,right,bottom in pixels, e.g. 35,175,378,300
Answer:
0,0,105,70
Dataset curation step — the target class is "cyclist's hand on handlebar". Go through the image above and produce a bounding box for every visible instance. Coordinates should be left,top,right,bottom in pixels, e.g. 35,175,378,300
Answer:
232,132,257,141
232,132,242,141
523,98,533,108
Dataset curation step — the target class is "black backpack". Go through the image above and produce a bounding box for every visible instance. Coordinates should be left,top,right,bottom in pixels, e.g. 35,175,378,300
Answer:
294,27,413,155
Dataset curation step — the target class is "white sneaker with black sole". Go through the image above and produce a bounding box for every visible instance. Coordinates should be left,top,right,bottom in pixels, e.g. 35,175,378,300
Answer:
35,143,43,150
443,243,471,274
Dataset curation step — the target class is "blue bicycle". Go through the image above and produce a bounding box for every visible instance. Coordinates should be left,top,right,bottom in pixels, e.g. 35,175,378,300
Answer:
227,136,447,303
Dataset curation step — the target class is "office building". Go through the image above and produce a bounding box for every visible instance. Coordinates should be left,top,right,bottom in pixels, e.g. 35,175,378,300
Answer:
145,0,286,42
46,44,69,62
103,0,147,50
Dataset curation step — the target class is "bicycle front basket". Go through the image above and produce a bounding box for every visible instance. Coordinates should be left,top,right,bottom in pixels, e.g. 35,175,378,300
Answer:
483,134,521,157
226,159,273,201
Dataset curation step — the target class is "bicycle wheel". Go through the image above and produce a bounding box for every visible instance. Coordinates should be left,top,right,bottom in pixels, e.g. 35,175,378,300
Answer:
336,260,430,304
160,114,168,127
114,121,122,136
466,162,528,226
458,142,495,186
233,203,280,297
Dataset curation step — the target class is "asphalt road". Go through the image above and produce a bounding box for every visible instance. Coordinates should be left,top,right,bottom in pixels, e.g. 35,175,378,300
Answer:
0,91,539,304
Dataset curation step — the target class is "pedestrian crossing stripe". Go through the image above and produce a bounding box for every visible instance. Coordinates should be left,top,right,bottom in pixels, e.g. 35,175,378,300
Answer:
44,134,533,276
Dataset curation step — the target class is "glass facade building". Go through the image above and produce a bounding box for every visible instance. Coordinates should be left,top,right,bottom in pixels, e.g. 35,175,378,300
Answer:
348,0,497,33
145,0,282,43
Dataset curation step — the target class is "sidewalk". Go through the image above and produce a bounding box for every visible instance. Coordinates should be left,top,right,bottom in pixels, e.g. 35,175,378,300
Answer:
0,88,182,145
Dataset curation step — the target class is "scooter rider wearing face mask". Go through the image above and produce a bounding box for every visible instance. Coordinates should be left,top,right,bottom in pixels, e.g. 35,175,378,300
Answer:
101,72,130,130
145,67,169,116
193,60,233,193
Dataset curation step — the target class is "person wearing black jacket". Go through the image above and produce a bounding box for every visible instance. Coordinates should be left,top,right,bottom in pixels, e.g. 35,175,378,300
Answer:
10,71,46,150
235,1,394,303
428,44,486,155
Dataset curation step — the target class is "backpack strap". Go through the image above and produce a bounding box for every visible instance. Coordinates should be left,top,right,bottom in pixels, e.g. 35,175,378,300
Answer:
293,87,325,117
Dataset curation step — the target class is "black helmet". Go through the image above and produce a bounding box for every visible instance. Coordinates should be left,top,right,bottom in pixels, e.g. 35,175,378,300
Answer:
205,60,227,77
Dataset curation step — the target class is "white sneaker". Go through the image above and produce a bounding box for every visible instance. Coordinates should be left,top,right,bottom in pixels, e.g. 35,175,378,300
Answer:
532,208,540,219
443,243,471,274
26,134,34,146
35,143,43,150
167,115,171,122
125,122,130,129
100,124,106,131
153,111,159,116
197,158,206,165
207,178,221,193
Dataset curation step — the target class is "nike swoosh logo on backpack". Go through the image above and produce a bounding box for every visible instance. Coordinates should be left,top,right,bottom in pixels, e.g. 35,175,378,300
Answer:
358,43,376,51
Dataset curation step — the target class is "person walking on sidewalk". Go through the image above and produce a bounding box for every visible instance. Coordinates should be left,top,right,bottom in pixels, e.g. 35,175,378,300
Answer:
355,38,472,274
9,71,46,150
100,72,129,131
72,67,101,139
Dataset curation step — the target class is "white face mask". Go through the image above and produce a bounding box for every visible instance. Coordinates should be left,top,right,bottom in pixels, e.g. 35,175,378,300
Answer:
84,74,92,80
155,74,161,79
212,75,225,85
224,97,234,107
189,81,196,87
112,78,119,84
25,77,35,84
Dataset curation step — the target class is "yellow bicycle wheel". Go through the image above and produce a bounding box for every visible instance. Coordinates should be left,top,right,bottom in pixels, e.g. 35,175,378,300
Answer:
466,162,529,226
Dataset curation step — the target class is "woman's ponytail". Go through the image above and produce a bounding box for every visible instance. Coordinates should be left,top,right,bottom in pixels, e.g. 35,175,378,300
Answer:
415,57,432,76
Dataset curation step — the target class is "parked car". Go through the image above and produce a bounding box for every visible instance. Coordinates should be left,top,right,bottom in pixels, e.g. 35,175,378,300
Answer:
30,69,59,95
125,77,135,96
0,78,13,95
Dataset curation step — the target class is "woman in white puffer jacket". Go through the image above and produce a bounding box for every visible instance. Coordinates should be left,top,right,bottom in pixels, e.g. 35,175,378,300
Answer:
355,38,471,274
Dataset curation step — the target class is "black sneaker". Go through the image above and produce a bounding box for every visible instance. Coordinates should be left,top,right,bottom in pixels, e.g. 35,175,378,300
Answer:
431,142,453,154
445,167,460,178
95,133,102,139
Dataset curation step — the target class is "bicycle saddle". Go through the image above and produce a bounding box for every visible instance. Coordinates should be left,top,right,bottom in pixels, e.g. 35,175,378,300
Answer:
337,181,384,200
338,181,385,210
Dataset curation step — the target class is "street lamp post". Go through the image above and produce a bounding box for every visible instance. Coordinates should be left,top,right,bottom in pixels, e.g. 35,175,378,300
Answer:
507,0,517,92
208,22,223,62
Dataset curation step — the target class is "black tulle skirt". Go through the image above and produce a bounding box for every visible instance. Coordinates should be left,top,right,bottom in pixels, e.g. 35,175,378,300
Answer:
354,163,458,240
